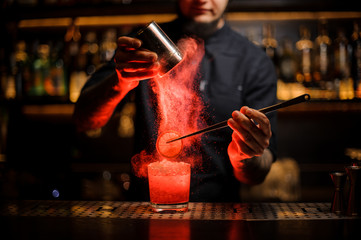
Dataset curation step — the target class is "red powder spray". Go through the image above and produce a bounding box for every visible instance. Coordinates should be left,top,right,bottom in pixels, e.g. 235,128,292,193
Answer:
131,37,206,178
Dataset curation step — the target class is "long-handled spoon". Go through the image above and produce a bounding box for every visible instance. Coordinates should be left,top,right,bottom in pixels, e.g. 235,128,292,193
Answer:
166,94,310,143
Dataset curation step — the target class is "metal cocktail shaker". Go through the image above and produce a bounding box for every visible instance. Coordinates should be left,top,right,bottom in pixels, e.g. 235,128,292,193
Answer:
136,21,183,76
330,171,347,215
345,165,361,216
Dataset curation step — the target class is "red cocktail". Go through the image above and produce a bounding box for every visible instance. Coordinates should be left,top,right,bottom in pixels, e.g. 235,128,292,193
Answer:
148,160,191,212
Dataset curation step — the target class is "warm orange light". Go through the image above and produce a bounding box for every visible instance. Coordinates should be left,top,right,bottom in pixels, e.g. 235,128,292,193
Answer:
18,18,72,28
149,220,190,240
75,14,176,26
226,11,361,21
18,12,361,29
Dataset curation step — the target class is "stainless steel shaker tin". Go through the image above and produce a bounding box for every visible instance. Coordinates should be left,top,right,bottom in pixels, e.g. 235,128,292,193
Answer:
136,21,183,76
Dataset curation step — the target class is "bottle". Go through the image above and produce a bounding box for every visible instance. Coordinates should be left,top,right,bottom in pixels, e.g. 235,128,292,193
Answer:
14,40,32,99
262,23,278,71
277,38,300,100
31,43,50,96
279,38,297,83
83,31,100,76
49,41,67,97
64,22,87,103
313,20,332,92
351,21,361,98
333,28,353,99
295,25,314,87
69,45,87,103
64,21,81,76
100,28,117,63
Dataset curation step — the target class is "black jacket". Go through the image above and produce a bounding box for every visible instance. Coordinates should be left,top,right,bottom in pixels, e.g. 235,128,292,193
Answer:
82,19,277,202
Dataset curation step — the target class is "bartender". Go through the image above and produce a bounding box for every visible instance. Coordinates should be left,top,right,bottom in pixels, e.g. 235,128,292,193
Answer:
73,0,277,202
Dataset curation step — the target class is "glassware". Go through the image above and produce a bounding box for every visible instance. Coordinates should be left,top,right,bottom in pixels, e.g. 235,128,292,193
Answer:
148,160,191,213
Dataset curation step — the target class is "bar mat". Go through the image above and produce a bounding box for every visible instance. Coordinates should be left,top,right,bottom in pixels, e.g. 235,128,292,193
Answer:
0,201,356,220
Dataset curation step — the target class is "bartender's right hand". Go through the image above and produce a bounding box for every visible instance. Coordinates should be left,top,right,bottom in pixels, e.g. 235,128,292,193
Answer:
114,36,160,87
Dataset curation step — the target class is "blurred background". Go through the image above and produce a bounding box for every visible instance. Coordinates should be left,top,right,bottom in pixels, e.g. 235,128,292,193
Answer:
1,0,361,203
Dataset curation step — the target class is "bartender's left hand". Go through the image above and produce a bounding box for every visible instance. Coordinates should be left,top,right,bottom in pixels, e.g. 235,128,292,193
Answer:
227,106,272,165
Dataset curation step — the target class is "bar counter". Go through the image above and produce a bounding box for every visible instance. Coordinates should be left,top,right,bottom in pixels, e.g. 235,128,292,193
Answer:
1,200,360,239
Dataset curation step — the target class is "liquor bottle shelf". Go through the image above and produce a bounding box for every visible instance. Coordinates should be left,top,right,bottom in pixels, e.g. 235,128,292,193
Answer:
14,12,361,29
2,2,361,110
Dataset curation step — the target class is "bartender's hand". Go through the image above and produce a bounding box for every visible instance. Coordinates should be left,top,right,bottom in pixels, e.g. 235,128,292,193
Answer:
114,36,160,89
227,106,273,184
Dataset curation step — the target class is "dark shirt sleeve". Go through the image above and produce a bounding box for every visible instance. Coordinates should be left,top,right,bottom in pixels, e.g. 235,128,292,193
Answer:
80,59,131,112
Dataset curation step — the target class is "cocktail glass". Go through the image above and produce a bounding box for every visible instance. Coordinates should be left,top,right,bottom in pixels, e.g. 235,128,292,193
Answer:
148,160,191,213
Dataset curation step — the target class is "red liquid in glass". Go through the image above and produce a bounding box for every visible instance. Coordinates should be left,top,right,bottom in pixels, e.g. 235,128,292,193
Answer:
148,160,190,205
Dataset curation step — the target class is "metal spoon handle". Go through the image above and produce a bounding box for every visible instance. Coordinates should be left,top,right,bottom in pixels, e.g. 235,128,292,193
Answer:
258,93,310,114
166,94,310,143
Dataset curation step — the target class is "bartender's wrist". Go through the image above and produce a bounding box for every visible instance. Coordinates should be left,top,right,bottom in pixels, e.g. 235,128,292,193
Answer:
231,149,274,185
114,69,139,92
236,149,273,169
